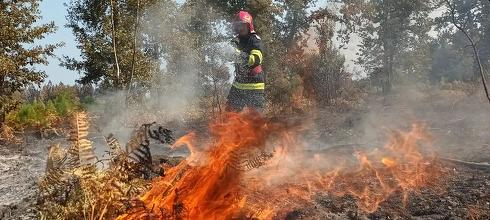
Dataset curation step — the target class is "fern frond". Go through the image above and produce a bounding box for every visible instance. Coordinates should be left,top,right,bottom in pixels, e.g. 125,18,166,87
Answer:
67,112,96,166
78,139,96,165
124,125,155,179
69,112,89,141
147,124,174,144
229,150,274,171
39,144,67,192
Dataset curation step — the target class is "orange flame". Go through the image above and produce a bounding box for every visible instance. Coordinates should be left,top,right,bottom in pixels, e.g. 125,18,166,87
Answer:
118,110,294,219
118,112,444,219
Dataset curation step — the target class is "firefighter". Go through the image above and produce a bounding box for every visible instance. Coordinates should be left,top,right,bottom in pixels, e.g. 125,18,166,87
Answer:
226,10,265,113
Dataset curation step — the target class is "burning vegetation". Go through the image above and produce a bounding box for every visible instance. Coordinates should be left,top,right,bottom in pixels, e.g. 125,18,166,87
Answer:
38,110,450,219
118,110,445,219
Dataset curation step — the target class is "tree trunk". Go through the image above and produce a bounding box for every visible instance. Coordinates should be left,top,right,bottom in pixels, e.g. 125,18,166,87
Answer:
127,0,140,104
110,0,121,89
469,40,490,103
129,0,140,89
387,50,394,93
381,14,393,95
382,48,392,95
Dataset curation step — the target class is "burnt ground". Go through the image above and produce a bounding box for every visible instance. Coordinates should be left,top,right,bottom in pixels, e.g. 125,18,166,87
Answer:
274,162,490,220
2,137,487,220
0,90,489,219
289,89,490,219
0,137,51,220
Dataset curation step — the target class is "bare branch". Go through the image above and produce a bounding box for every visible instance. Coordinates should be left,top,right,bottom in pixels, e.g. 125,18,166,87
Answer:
444,0,490,104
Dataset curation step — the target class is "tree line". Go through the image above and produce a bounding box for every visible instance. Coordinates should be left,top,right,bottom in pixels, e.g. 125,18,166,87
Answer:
1,0,489,128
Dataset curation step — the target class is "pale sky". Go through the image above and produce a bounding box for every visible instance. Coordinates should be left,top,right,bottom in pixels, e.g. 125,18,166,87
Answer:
38,0,80,84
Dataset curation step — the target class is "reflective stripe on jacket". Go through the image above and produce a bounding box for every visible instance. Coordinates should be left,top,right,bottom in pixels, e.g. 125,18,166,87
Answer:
234,33,264,90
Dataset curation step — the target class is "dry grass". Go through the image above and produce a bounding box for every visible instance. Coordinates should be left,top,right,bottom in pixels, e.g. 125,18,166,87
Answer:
0,124,22,144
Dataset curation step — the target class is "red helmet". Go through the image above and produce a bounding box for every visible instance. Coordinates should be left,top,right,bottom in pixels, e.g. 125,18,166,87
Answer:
234,10,255,33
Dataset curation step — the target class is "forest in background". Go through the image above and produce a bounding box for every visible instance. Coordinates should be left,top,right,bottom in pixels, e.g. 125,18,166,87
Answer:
1,0,489,136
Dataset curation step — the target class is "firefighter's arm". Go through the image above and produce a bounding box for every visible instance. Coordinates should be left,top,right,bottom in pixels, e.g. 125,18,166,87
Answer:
247,49,263,67
247,36,263,68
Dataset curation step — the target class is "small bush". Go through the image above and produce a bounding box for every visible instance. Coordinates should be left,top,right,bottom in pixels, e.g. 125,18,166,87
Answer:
53,91,77,116
7,92,80,130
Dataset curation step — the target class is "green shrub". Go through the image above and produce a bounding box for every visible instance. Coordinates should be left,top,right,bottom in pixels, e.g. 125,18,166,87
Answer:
8,92,81,129
53,91,77,116
17,101,45,127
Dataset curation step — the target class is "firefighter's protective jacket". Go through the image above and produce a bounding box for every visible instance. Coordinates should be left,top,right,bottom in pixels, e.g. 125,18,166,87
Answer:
233,33,264,90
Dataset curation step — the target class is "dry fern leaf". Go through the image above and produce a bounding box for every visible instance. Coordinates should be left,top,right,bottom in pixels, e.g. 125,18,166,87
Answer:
77,139,96,165
40,144,67,191
72,165,97,179
130,141,154,179
126,123,174,152
125,124,154,177
65,144,80,168
69,112,89,141
129,140,152,166
109,154,142,180
67,112,96,166
114,123,174,179
147,124,174,144
125,124,149,153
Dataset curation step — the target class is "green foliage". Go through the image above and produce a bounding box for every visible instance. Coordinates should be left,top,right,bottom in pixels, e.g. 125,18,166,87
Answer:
9,92,80,129
63,0,365,114
0,0,60,126
63,0,161,88
351,0,434,93
435,0,490,81
53,92,77,116
16,101,47,128
430,38,474,82
62,0,490,113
